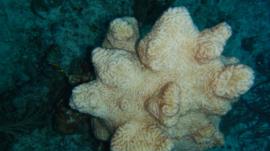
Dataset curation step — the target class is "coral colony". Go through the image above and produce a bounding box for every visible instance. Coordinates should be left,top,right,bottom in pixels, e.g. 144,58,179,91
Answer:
69,7,254,151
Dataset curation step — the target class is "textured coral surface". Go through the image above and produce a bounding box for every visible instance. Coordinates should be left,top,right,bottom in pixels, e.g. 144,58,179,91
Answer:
70,7,254,151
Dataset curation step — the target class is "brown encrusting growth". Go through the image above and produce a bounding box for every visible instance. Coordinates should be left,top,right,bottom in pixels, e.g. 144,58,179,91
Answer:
69,7,254,151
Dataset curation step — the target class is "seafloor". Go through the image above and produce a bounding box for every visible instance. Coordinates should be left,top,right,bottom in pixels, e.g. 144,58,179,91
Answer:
0,0,269,151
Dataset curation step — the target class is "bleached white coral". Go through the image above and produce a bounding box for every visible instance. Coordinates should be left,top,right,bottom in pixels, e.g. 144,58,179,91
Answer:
69,7,254,151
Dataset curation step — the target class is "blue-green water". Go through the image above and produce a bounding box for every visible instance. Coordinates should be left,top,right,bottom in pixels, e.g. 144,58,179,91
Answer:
0,0,269,151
